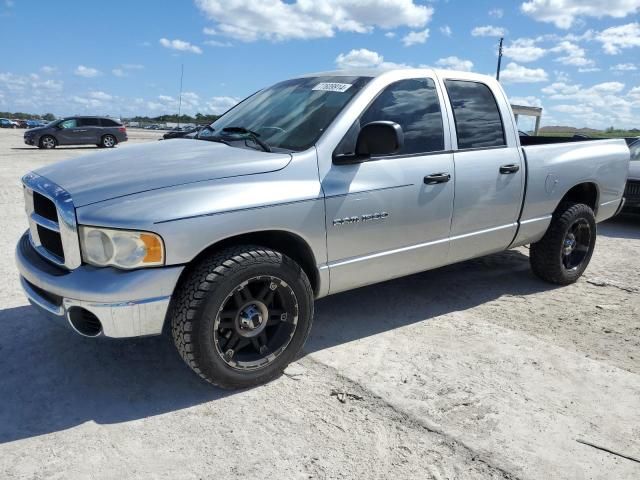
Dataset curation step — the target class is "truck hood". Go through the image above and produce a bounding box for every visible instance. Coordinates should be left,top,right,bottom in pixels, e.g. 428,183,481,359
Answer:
34,139,292,207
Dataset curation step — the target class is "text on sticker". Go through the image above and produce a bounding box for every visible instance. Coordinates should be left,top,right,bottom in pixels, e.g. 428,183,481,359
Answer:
312,83,352,93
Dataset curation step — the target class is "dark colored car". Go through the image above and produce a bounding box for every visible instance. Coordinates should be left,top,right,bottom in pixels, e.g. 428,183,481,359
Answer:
14,120,28,128
23,116,128,149
162,126,203,140
623,138,640,211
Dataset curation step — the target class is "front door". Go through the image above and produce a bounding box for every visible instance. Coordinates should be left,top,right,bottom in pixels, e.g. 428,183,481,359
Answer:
56,118,90,145
323,77,455,294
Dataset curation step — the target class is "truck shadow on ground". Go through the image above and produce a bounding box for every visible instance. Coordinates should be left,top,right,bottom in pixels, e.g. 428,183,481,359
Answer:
0,249,555,443
598,212,640,240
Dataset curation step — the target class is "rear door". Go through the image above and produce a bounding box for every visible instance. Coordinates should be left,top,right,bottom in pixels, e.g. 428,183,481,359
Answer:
442,79,524,263
323,77,455,293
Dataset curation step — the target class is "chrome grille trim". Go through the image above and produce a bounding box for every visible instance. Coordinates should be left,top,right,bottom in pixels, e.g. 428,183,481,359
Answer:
22,172,82,270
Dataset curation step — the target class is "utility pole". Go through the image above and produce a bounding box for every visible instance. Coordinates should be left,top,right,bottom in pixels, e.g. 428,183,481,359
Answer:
177,63,184,127
496,37,504,81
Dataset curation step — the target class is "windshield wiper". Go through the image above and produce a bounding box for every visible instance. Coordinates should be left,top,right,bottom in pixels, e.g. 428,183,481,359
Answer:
197,135,232,147
222,126,272,152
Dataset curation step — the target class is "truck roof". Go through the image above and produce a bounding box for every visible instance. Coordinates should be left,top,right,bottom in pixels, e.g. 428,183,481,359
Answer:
299,68,494,83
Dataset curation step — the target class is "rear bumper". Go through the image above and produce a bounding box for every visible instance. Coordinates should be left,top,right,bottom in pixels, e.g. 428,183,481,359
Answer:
16,232,183,338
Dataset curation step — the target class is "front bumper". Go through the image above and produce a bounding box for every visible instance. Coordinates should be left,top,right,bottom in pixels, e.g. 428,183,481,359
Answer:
16,232,184,338
24,136,35,146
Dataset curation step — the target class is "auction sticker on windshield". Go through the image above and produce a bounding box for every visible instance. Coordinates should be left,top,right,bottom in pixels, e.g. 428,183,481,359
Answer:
312,82,352,93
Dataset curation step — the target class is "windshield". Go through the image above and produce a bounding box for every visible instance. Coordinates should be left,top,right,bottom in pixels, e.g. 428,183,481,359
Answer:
206,76,371,152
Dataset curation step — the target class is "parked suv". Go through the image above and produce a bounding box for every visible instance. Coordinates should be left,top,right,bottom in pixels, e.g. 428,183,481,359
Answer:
23,116,127,149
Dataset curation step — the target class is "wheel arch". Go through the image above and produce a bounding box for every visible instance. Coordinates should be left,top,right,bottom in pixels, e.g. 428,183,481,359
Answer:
555,182,599,215
179,229,321,297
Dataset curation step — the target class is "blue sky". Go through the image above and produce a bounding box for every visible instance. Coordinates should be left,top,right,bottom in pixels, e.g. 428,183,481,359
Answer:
1,0,639,129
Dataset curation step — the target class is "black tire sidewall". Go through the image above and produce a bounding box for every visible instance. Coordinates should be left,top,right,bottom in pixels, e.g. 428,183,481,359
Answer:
560,207,596,281
531,203,596,284
191,255,313,387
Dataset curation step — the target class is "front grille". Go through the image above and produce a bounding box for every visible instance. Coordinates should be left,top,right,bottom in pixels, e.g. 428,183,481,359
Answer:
37,225,64,259
33,191,58,221
625,180,640,199
22,172,82,270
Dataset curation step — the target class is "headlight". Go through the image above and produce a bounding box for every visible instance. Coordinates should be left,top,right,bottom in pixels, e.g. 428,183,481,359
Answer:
79,226,164,269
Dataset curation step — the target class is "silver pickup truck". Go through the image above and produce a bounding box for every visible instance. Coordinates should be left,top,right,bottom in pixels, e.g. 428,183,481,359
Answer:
16,69,629,388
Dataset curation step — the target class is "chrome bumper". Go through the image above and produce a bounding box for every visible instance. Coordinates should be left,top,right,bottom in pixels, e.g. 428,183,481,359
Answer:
16,232,184,338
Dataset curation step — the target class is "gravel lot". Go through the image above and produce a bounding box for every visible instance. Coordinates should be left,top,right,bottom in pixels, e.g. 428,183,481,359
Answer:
0,128,638,479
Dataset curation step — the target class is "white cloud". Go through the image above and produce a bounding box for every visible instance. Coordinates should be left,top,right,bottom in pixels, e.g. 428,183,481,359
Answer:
436,56,474,71
521,0,640,29
542,80,636,127
203,27,218,35
503,38,547,62
40,66,57,74
489,8,504,18
89,91,113,101
611,63,637,71
472,25,507,37
206,96,239,114
335,48,409,70
204,39,233,47
384,31,396,38
195,0,433,42
500,62,548,83
112,64,144,77
159,38,202,54
595,22,640,54
551,40,594,67
440,25,452,37
336,48,383,69
510,96,543,108
402,28,429,46
74,65,101,78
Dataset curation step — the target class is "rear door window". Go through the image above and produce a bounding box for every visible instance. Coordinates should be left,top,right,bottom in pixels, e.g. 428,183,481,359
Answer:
100,118,121,127
79,118,101,127
444,80,506,149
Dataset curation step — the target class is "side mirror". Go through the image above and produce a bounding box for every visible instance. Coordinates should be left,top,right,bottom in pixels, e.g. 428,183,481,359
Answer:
333,121,404,164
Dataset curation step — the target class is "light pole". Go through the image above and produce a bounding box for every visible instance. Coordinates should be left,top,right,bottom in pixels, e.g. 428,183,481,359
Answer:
496,37,504,81
177,63,184,127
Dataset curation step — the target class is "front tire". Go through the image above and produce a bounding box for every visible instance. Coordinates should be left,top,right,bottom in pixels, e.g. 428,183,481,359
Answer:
170,246,314,389
530,202,596,285
39,135,56,149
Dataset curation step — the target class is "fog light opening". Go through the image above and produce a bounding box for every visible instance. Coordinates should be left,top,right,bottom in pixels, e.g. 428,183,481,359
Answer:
68,307,102,337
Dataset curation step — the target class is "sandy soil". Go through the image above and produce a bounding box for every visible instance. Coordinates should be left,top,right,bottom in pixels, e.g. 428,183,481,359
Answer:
0,128,638,479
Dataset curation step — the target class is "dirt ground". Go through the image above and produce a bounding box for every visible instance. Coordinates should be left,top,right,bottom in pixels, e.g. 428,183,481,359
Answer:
0,127,638,479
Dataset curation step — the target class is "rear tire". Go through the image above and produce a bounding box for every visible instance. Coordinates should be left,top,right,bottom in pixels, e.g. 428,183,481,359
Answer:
100,134,116,148
39,135,56,149
530,202,596,285
170,246,314,389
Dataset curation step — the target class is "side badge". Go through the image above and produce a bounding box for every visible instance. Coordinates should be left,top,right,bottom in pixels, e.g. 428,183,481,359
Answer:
333,212,389,227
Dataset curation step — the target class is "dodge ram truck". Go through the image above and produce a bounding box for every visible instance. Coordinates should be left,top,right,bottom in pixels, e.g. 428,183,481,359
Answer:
16,69,630,388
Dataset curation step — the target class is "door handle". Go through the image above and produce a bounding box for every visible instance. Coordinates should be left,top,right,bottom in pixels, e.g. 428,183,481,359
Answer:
499,164,520,174
424,173,451,185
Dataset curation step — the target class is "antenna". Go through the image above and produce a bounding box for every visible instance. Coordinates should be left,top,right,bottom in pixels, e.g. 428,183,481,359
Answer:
177,63,184,127
496,37,504,81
